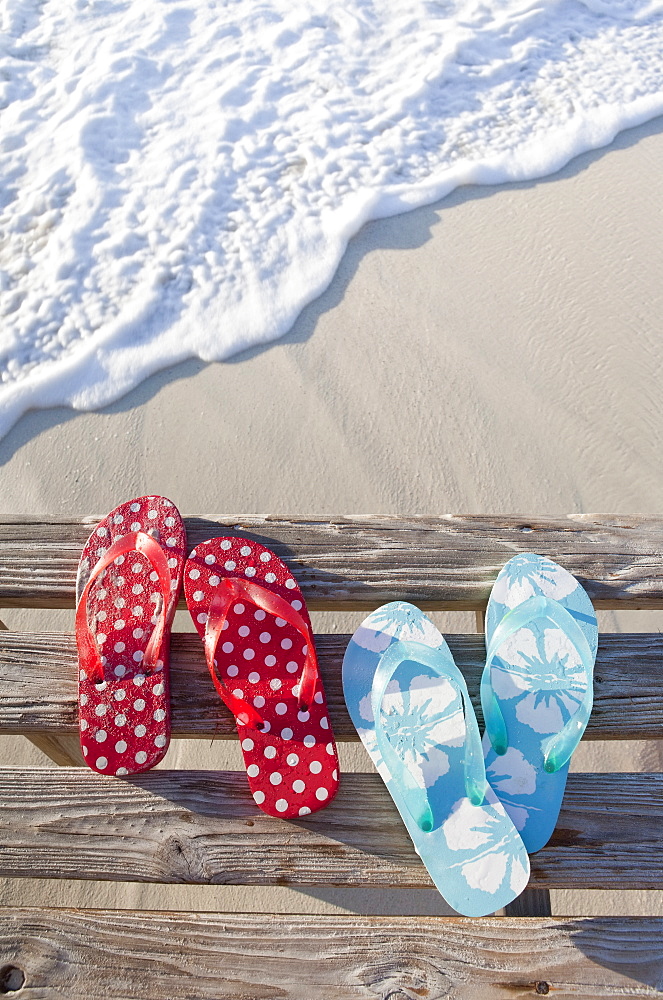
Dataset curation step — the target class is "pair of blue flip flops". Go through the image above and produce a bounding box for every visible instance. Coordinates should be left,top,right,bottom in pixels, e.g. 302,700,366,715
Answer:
342,553,598,917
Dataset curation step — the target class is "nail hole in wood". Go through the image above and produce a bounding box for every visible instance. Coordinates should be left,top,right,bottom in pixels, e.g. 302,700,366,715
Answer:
535,983,550,995
0,965,25,994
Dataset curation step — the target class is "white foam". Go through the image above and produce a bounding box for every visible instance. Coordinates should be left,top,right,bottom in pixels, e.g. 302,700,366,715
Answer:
1,0,662,435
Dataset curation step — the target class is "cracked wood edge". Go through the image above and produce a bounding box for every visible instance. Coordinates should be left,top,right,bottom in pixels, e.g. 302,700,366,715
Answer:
2,631,663,740
0,769,661,889
2,513,663,608
0,909,662,999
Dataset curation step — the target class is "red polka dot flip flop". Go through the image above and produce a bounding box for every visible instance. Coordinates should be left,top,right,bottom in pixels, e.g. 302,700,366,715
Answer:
184,537,340,818
75,496,186,775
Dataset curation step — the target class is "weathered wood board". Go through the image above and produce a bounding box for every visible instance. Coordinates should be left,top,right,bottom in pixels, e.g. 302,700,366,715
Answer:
2,514,663,609
1,908,662,999
2,630,662,740
0,769,660,889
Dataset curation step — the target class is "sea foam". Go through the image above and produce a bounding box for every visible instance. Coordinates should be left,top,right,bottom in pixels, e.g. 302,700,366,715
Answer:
1,0,662,436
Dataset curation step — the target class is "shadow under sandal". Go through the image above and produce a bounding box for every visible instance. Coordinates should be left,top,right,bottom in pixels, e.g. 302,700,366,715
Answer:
75,495,186,775
184,536,340,818
343,601,530,917
481,552,598,853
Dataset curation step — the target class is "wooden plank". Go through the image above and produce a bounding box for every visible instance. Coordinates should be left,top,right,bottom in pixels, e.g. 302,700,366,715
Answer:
2,514,663,609
504,888,553,917
2,630,663,741
1,908,662,999
0,769,661,889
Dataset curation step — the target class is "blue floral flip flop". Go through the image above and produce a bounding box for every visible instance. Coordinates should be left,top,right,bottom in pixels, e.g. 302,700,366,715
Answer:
481,553,598,854
343,602,530,917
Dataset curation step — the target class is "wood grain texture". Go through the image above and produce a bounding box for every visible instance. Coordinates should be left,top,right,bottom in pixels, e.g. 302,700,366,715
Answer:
0,769,661,889
1,908,662,998
2,630,663,740
2,514,663,609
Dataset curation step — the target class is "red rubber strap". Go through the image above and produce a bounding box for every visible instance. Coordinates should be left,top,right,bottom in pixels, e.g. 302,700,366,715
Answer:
203,576,318,728
76,531,173,683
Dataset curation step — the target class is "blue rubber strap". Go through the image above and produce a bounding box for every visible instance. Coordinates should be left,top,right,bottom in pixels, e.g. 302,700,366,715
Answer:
372,639,487,832
481,595,595,773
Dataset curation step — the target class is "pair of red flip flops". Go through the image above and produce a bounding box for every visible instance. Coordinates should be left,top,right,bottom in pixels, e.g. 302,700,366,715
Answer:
76,496,339,818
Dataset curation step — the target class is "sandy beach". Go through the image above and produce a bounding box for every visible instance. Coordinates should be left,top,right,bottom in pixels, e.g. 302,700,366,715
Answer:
1,113,662,918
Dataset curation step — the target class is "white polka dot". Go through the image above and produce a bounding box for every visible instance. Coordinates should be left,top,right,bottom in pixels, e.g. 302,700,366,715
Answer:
153,709,166,722
274,617,286,628
97,526,108,537
270,678,282,690
197,613,208,624
286,661,298,673
96,756,108,769
333,769,338,781
116,767,128,775
309,760,322,774
264,655,276,667
254,609,266,621
115,740,127,753
133,674,145,686
220,540,232,550
232,689,244,699
320,718,329,730
281,638,293,650
80,719,88,731
114,665,126,678
275,702,288,715
247,764,260,777
285,579,296,589
243,648,255,660
130,522,141,532
114,555,125,566
287,753,299,766
96,611,107,622
242,738,254,751
222,642,234,653
80,693,88,706
299,806,311,816
302,645,308,656
130,503,140,512
253,696,265,708
188,568,200,579
165,516,176,527
253,790,265,805
95,730,107,743
134,699,146,712
225,561,236,571
281,728,293,740
240,545,252,556
233,603,245,614
192,590,204,602
315,787,329,801
114,620,127,631
248,672,261,684
314,691,324,704
166,538,177,548
265,573,276,583
96,634,107,646
95,704,107,716
226,665,239,677
260,552,271,562
245,567,256,577
291,684,300,697
114,641,125,653
297,711,310,723
264,746,276,759
275,798,289,812
131,562,142,575
134,724,146,737
135,751,148,764
209,575,220,586
292,780,306,793
133,628,144,639
260,720,271,732
153,683,164,696
94,680,107,691
270,771,282,785
155,735,167,748
133,651,144,662
149,572,158,582
326,743,335,755
258,632,271,644
238,625,250,637
167,558,178,569
304,735,316,748
291,600,302,610
146,509,157,520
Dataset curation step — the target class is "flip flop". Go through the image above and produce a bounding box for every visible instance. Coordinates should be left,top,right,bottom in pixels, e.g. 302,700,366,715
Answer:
184,537,339,818
481,552,598,853
75,496,186,775
343,602,530,917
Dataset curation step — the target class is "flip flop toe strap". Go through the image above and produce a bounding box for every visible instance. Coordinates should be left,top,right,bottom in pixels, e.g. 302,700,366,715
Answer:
76,531,173,683
372,639,487,833
481,595,595,772
204,577,318,729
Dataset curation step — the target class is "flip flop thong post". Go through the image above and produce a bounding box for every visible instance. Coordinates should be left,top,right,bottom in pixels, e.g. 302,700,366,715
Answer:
481,553,598,853
76,496,186,775
184,537,339,818
343,602,530,917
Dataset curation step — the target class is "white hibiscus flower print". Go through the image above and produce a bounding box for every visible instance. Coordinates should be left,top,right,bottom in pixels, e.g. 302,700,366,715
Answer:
486,746,537,797
490,625,588,735
491,555,578,610
442,796,529,895
358,603,444,649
